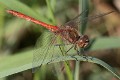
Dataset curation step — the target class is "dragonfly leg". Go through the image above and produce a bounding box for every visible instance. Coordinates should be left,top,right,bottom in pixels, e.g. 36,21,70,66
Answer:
74,45,88,55
74,45,82,55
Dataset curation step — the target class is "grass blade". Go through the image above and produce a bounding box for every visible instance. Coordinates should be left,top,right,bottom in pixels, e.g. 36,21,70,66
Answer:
0,41,120,79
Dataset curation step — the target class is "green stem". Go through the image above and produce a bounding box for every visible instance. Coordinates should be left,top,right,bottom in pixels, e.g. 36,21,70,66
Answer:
80,0,89,34
74,61,80,80
74,0,89,80
46,0,56,25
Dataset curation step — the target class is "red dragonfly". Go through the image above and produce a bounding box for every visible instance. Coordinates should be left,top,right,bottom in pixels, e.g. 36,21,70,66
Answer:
7,10,114,72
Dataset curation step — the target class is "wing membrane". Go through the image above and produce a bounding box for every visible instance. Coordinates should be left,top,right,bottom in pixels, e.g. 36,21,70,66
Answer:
32,32,58,73
63,11,114,30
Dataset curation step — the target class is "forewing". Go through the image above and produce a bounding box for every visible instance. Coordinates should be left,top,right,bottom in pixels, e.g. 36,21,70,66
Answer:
63,11,114,30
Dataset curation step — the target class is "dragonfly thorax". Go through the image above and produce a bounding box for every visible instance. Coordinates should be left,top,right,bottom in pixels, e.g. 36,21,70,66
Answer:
55,28,89,48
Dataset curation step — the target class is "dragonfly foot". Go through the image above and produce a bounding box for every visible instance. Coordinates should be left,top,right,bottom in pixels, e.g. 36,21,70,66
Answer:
71,55,78,61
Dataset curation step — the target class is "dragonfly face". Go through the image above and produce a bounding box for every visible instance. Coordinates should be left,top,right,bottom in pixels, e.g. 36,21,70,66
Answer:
76,35,89,48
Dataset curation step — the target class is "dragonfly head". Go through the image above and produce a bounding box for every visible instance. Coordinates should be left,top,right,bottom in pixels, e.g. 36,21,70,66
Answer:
77,35,89,48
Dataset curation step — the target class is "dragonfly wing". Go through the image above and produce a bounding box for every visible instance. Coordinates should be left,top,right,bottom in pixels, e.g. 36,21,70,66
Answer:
63,11,114,30
32,32,58,73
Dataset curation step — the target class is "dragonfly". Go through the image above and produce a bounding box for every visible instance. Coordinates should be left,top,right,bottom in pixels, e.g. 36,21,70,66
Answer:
7,10,114,72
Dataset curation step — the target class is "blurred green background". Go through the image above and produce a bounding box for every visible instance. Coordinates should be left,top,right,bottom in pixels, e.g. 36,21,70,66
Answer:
0,0,120,80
